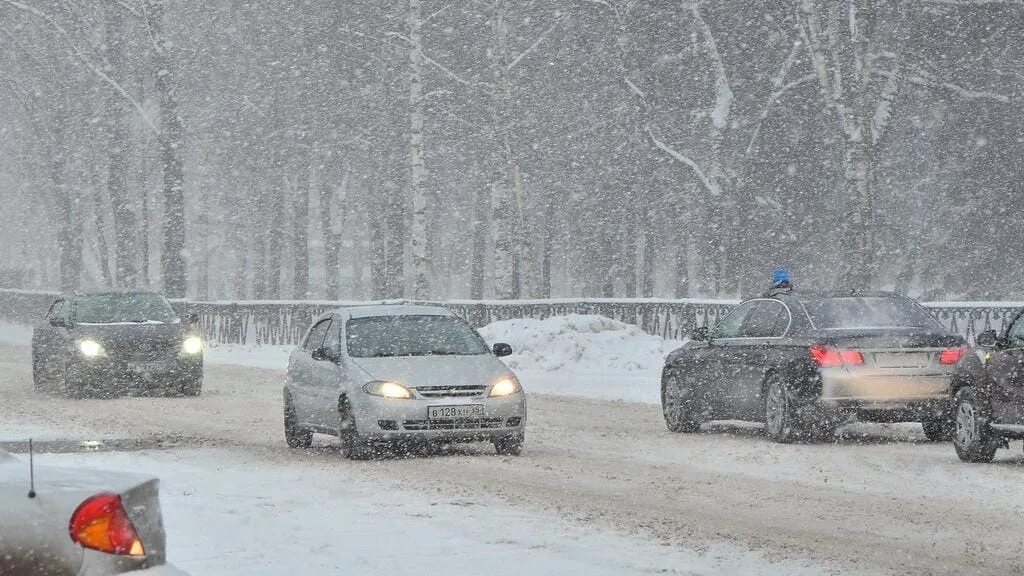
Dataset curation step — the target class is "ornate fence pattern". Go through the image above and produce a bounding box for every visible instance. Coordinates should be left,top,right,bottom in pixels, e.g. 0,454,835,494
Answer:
1,289,1019,347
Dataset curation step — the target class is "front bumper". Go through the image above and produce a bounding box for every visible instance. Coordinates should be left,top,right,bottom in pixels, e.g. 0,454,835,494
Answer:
68,355,203,391
353,392,527,442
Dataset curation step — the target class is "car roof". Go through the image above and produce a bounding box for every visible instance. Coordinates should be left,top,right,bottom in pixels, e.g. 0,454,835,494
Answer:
338,304,455,319
771,290,907,302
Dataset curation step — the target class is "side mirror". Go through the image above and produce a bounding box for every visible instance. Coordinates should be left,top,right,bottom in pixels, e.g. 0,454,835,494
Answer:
492,343,513,357
184,312,200,325
311,347,340,363
975,329,999,348
691,326,710,343
50,317,68,328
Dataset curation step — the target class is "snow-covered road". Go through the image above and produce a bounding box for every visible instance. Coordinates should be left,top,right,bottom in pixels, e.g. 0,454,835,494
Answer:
2,340,1023,575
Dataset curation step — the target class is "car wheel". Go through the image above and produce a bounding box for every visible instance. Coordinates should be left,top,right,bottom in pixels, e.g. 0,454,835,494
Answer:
493,433,524,456
338,406,368,460
922,416,954,442
284,394,313,449
764,374,801,443
953,387,998,463
31,352,45,393
661,373,703,433
180,375,203,397
62,362,85,399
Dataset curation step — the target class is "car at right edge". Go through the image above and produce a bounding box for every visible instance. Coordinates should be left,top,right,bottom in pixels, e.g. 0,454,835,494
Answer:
950,308,1024,462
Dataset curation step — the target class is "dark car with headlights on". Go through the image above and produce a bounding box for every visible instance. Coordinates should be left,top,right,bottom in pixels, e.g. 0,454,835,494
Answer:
949,308,1024,462
31,291,204,397
661,291,967,442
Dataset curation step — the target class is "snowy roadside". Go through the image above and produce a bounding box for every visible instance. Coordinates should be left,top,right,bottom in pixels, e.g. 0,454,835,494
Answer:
1,315,680,404
30,447,836,576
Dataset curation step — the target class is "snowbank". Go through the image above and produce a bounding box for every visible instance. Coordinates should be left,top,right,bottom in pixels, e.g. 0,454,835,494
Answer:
478,314,681,373
478,315,684,403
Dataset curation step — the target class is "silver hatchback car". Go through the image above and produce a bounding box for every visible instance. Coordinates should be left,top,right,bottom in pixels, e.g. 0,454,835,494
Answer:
283,305,526,458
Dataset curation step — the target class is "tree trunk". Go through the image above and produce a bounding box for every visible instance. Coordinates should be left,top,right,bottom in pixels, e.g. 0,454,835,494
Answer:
50,118,80,293
106,6,139,288
408,0,430,299
147,0,187,297
470,184,489,300
267,174,285,299
319,174,339,300
293,167,310,299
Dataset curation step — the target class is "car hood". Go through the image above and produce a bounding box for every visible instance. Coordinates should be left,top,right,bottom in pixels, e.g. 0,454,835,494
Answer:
350,354,513,389
68,323,192,353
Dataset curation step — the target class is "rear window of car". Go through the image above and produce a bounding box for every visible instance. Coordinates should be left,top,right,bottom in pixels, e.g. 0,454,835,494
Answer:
346,315,489,358
801,296,941,330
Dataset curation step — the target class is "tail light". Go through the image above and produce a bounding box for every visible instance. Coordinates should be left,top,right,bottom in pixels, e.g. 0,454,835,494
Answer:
69,493,145,557
939,345,970,365
810,345,865,368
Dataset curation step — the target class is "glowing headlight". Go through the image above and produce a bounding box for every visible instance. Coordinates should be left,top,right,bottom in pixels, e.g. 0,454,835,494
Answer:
363,380,414,399
489,377,521,397
182,336,204,355
77,339,105,357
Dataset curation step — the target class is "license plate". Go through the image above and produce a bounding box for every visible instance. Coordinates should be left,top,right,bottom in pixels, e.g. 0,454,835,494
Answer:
428,405,484,420
128,361,168,375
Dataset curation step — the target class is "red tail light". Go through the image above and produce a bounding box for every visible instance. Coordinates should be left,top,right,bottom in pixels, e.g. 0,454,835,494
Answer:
69,493,145,557
939,345,969,365
810,345,865,368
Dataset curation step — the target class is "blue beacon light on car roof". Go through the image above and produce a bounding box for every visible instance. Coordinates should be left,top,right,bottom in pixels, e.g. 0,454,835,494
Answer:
772,268,790,286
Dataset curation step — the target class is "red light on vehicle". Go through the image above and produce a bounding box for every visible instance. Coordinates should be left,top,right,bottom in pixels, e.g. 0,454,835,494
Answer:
810,345,864,368
69,493,145,557
939,345,969,365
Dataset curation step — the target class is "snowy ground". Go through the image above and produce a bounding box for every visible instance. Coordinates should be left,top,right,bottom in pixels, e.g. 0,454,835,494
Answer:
3,318,1024,575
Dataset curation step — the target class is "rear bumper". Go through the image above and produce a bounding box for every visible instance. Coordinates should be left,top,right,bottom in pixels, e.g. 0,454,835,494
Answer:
817,371,952,417
353,393,527,442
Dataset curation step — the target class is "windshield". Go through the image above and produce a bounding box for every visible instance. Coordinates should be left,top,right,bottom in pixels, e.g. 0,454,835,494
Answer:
73,293,178,324
346,315,489,358
802,297,941,331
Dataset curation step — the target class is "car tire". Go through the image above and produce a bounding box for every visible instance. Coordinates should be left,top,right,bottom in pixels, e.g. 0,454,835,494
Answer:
180,375,203,397
338,406,368,460
953,387,998,463
764,374,801,443
493,433,524,456
284,394,313,449
661,373,704,433
31,352,45,393
922,417,954,442
62,362,85,399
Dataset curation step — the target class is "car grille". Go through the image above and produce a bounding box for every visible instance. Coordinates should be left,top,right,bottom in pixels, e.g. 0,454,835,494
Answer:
402,418,505,431
415,385,487,398
108,341,180,362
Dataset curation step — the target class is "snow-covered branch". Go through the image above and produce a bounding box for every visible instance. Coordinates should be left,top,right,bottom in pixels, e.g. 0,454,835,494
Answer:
1,0,160,135
646,127,721,197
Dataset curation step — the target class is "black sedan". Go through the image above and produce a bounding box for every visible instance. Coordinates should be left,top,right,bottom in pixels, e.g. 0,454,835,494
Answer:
949,309,1024,462
31,291,204,397
661,291,967,442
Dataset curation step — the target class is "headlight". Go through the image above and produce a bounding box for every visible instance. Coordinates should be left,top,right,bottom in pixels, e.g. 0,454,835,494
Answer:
182,336,203,355
489,377,520,397
77,339,105,357
363,380,414,399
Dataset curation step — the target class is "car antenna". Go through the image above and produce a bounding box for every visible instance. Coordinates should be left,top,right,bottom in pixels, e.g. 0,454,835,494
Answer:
27,438,36,499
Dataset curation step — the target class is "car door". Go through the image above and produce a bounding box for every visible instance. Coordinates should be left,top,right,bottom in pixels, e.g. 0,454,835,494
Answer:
726,300,790,419
309,317,348,428
701,301,759,416
988,313,1024,424
291,318,332,426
